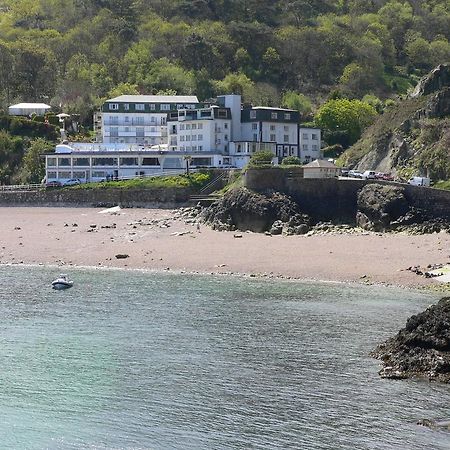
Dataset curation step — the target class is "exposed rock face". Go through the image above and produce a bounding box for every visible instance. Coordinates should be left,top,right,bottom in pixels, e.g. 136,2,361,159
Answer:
201,188,310,233
372,297,450,383
411,64,450,98
356,184,409,231
343,65,450,176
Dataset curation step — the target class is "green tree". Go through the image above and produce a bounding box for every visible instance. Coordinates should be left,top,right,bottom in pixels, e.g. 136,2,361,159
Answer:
22,138,54,183
315,98,378,145
281,91,312,118
249,150,275,166
281,156,302,165
0,131,24,185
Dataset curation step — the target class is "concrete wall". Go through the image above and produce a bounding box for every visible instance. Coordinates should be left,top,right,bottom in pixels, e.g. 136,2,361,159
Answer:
0,187,193,208
244,168,450,222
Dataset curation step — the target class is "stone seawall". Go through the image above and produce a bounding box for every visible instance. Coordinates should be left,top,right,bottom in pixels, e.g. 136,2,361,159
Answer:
244,169,450,222
0,187,193,208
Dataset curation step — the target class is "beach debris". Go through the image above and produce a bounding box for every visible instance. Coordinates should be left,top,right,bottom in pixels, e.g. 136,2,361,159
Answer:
115,254,129,259
72,223,78,227
14,226,21,230
98,205,121,215
233,233,243,238
170,231,192,236
90,224,97,228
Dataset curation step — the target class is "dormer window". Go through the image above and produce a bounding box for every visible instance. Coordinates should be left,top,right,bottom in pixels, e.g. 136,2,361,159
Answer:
250,110,257,119
136,104,145,111
271,112,278,119
109,103,119,110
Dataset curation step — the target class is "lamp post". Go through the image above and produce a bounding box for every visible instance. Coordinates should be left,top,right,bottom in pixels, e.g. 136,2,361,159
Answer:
184,155,192,176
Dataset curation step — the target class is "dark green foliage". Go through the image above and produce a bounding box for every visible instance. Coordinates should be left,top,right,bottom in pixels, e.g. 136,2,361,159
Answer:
0,116,58,141
248,150,275,167
0,131,24,184
0,0,448,114
323,144,344,158
281,156,302,165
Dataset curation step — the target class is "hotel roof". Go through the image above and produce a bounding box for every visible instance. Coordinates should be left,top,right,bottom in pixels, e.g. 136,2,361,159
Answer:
106,95,199,103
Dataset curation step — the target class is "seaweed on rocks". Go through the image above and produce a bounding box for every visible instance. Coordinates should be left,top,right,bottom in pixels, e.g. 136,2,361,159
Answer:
372,297,450,382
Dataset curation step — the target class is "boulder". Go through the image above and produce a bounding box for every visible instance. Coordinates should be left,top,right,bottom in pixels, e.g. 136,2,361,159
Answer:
201,188,310,233
356,184,409,231
372,297,450,383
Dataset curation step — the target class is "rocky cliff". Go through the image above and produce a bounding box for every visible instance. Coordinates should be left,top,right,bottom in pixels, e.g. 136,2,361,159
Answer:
372,297,450,383
340,64,450,181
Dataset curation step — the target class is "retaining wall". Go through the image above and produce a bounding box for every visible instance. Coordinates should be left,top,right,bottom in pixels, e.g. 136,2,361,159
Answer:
0,187,193,208
244,169,450,222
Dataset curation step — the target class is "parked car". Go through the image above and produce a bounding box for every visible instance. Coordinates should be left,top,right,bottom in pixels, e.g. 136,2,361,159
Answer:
408,176,431,187
340,168,349,177
63,178,82,186
361,170,376,179
348,170,363,178
45,181,62,188
381,173,394,181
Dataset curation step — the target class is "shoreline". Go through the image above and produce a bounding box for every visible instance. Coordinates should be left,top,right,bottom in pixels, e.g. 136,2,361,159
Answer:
1,206,449,291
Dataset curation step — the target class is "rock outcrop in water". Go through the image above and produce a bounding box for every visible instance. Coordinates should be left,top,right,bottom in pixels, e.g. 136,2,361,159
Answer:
201,188,310,234
372,297,450,383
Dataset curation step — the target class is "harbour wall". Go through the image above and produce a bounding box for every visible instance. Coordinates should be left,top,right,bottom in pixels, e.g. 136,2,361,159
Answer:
244,168,450,222
0,186,193,208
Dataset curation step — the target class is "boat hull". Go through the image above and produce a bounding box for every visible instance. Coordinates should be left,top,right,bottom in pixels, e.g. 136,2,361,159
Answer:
52,281,73,290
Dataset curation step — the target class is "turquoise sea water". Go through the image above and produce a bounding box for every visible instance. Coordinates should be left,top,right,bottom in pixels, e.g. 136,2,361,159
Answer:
0,265,448,449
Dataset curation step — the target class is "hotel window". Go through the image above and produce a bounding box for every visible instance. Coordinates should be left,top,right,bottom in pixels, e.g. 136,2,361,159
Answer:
93,158,118,166
180,136,185,141
73,158,89,166
192,123,197,130
150,116,156,123
224,123,228,129
186,135,191,141
284,135,289,143
125,116,130,123
124,104,129,110
150,104,156,110
198,145,203,151
270,125,275,131
284,113,291,120
302,133,309,139
312,145,318,151
136,104,145,111
59,158,71,166
136,127,144,137
47,157,57,167
161,117,166,125
192,135,197,141
136,116,144,125
284,126,289,131
271,112,278,119
58,171,71,179
302,144,308,150
218,109,227,118
252,123,257,130
250,110,257,119
120,157,138,166
253,133,258,141
161,104,170,111
312,133,318,140
179,124,185,130
270,134,276,141
47,171,57,179
109,103,119,110
224,134,228,141
192,146,197,151
198,123,203,129
198,134,203,140
186,124,191,130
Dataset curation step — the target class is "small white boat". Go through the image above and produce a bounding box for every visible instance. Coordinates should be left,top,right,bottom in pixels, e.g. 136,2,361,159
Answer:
52,274,73,290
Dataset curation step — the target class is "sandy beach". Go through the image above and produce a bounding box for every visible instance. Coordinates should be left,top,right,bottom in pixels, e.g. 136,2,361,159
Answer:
0,206,449,288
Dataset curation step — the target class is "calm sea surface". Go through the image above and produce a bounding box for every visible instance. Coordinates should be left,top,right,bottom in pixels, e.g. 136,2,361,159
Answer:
0,265,448,449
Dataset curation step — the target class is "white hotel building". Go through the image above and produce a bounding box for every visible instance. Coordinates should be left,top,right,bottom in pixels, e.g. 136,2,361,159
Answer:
45,94,321,183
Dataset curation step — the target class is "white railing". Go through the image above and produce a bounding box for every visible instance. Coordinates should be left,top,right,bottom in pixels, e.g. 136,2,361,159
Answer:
0,183,43,192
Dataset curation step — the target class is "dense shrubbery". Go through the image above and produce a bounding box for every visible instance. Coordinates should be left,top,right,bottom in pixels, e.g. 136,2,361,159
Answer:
281,156,302,165
248,150,275,167
0,0,448,127
0,115,58,141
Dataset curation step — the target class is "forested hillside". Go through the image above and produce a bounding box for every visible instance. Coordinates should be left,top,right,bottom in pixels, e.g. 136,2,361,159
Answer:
0,0,449,125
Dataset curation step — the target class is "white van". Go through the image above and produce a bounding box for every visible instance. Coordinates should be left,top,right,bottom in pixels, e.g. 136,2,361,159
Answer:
361,170,376,179
408,177,430,187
